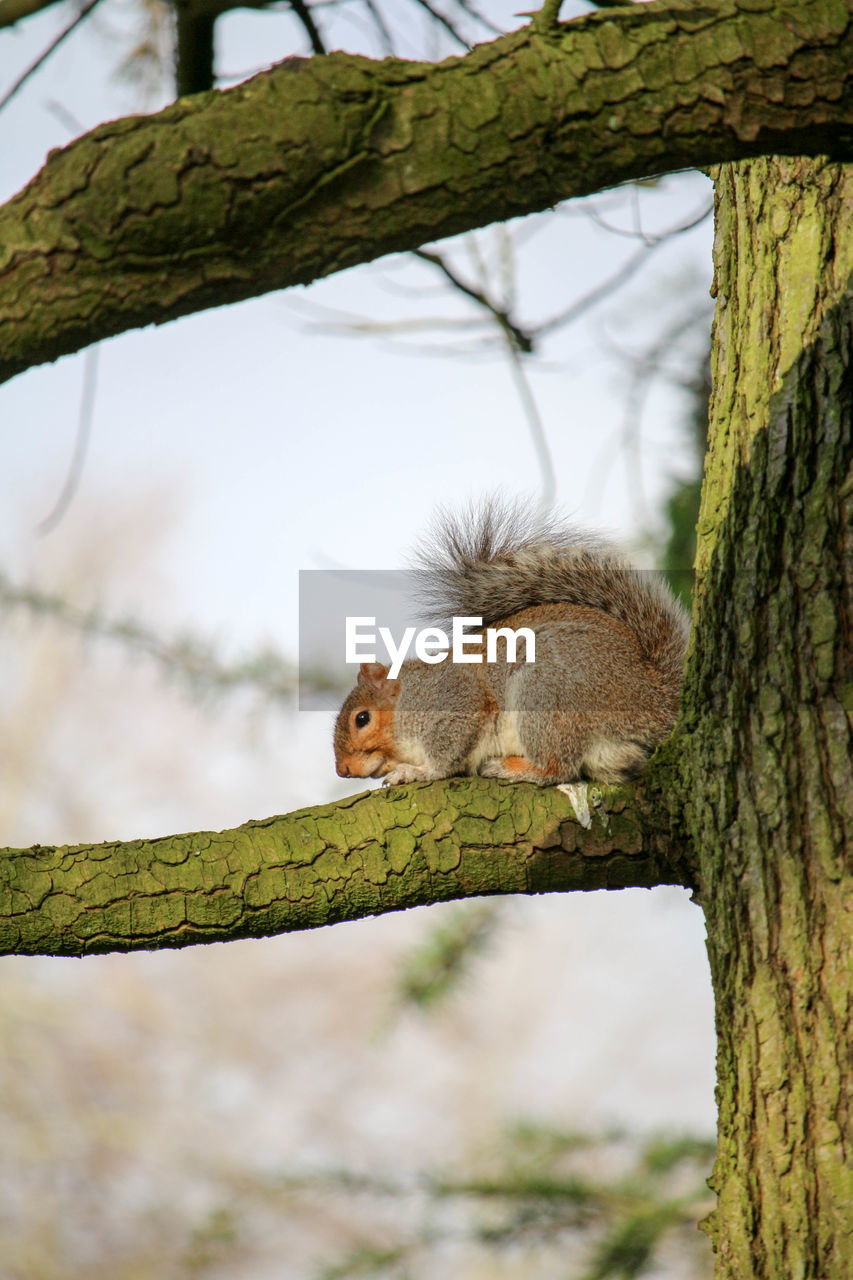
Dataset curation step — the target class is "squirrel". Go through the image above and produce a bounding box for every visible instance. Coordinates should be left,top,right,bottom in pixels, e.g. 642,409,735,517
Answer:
333,499,689,787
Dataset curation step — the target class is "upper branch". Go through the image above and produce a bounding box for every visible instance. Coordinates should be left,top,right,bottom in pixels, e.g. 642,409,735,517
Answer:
2,0,851,383
0,778,690,957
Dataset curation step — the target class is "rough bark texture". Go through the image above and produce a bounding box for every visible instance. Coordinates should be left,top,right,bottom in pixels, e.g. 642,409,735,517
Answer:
2,0,853,383
0,778,689,957
682,156,853,1277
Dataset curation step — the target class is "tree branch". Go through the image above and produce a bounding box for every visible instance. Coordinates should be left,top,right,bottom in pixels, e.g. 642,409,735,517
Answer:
2,0,851,384
412,247,533,352
0,777,691,957
174,1,218,96
0,0,101,113
0,0,63,29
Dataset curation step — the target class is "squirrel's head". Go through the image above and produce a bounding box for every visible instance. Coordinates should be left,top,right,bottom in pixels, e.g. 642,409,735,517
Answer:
334,662,400,778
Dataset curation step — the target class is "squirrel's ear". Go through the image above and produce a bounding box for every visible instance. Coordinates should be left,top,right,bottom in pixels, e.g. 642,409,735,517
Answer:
358,662,391,687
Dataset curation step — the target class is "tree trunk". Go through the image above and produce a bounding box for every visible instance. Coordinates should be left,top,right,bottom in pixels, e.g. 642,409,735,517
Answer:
684,156,853,1277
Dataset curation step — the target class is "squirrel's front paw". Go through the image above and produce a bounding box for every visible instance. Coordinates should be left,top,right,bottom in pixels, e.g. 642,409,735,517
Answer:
383,764,431,786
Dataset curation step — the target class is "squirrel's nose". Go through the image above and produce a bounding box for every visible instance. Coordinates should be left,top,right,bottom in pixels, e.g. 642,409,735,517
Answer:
336,761,351,777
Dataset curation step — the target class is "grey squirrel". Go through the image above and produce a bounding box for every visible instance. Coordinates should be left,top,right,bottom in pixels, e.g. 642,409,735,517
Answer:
334,500,689,786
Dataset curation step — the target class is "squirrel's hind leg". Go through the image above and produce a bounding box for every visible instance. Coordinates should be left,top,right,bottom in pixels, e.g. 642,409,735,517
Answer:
478,755,580,785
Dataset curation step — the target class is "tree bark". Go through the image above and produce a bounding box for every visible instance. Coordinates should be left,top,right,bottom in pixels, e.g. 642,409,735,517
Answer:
681,156,853,1277
2,0,852,384
174,1,218,97
0,778,690,957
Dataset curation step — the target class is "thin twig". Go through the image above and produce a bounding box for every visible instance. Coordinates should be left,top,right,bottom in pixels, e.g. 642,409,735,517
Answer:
0,0,101,114
539,243,661,336
410,0,471,50
532,0,563,32
289,0,326,55
504,340,556,509
630,182,654,245
585,304,711,523
361,0,395,54
585,196,713,244
413,249,533,353
44,97,86,135
542,199,712,335
413,246,555,507
454,0,503,37
283,290,498,336
37,345,99,537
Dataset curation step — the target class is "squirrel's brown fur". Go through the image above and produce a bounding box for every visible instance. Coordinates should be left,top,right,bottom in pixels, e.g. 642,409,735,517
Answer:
334,499,689,787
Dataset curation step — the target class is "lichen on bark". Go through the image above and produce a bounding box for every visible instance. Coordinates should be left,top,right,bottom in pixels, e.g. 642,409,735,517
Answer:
679,155,853,1278
1,0,853,383
0,778,687,958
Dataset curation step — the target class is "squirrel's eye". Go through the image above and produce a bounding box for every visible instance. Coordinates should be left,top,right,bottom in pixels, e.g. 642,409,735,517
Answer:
355,710,371,729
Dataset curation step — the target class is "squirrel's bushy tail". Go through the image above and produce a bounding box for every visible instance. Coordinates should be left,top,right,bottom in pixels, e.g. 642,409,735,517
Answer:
416,497,689,683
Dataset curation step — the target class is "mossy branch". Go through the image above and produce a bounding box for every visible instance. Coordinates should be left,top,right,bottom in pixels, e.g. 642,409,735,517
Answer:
0,777,691,958
2,0,852,383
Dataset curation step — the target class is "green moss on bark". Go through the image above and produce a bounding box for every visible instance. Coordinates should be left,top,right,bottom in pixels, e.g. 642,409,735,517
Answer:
681,156,853,1279
0,779,687,958
2,0,853,382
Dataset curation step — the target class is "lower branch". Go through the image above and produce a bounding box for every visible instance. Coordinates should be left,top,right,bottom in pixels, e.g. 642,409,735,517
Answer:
0,778,690,958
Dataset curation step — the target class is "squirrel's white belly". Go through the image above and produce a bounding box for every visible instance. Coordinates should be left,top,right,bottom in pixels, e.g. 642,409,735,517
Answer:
465,710,525,774
392,733,434,772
